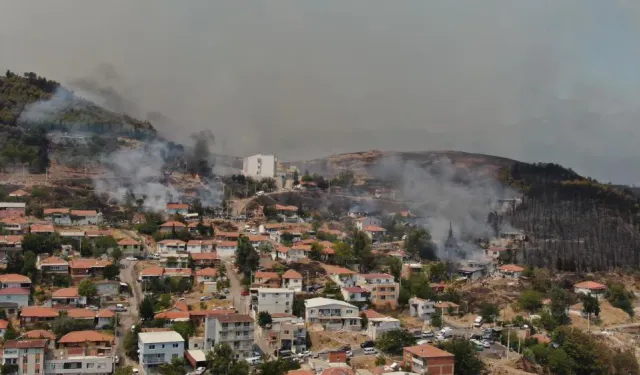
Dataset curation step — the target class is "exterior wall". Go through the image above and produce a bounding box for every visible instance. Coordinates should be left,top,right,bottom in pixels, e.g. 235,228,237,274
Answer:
120,244,142,256
203,317,255,359
0,282,31,289
574,287,606,298
48,215,72,225
329,274,357,288
139,340,184,374
243,154,277,179
341,289,368,303
409,298,436,321
71,216,102,225
403,351,455,375
45,356,113,375
0,294,29,308
305,303,360,331
365,283,399,308
367,319,401,340
3,346,45,375
283,278,302,292
252,290,294,316
42,265,69,274
0,208,26,218
216,246,236,258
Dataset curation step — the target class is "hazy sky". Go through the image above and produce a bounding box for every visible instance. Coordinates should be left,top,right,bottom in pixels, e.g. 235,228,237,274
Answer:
2,1,640,183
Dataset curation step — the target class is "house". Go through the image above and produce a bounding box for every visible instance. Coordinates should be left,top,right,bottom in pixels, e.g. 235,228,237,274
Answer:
304,298,361,331
0,235,23,260
574,281,607,298
403,344,455,375
160,253,190,268
281,269,303,292
0,274,32,289
325,266,357,288
0,288,30,309
435,301,459,315
264,315,307,355
457,266,484,281
118,238,142,257
187,240,215,253
254,271,281,288
341,286,369,304
246,235,268,249
363,310,400,340
203,314,255,358
139,331,185,374
20,306,59,325
96,309,115,329
156,239,187,253
274,205,298,217
195,268,218,284
355,217,381,231
22,329,56,340
166,203,189,216
159,221,187,233
485,246,508,260
163,268,193,279
8,189,29,198
409,297,436,321
357,273,399,308
70,210,102,225
37,256,69,275
273,245,308,262
140,266,165,281
0,202,26,218
187,222,200,234
52,331,115,374
0,217,28,234
67,308,97,321
215,241,237,258
498,264,525,278
2,339,47,375
243,154,277,178
363,226,386,241
51,287,87,307
69,259,111,279
30,224,55,234
44,208,71,224
215,232,241,242
250,288,295,317
191,252,220,269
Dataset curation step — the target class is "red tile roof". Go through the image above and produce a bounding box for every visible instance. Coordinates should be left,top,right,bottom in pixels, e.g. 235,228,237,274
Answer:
0,287,30,296
4,339,47,349
275,204,298,212
216,232,240,238
246,235,268,242
67,309,96,319
362,310,385,319
52,287,79,298
69,259,111,269
190,252,219,260
8,189,29,197
58,330,114,344
364,225,386,232
167,203,189,210
574,281,607,290
70,210,98,216
0,274,31,283
43,208,69,215
358,273,394,280
30,224,55,233
160,221,187,228
217,240,237,247
215,314,254,323
118,238,139,246
282,269,303,279
154,311,190,320
174,301,189,312
20,306,59,318
0,235,23,244
196,268,218,277
189,309,235,317
499,264,525,272
0,319,8,329
96,309,115,318
255,271,279,280
40,256,68,266
404,343,454,358
23,330,56,339
140,266,164,277
187,240,215,246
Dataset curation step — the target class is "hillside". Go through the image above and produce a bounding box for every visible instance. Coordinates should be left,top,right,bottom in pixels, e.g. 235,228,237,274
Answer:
0,70,155,137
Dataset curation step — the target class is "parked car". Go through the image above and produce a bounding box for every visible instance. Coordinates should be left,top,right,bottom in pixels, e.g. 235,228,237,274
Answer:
345,350,353,358
125,256,137,261
200,296,213,301
132,369,139,375
195,367,206,375
360,341,375,348
474,316,484,327
482,340,491,348
216,294,227,299
363,347,377,355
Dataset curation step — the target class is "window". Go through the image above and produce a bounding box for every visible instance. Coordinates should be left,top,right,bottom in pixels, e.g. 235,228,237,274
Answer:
162,345,165,349
149,345,155,349
86,363,95,369
172,343,179,348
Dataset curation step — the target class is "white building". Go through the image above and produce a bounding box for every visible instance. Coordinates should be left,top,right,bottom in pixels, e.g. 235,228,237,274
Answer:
250,288,294,317
408,297,436,322
138,331,185,374
341,286,369,304
243,154,277,179
156,239,187,253
186,240,214,253
363,310,401,340
215,241,237,258
3,339,46,375
281,269,303,292
70,210,102,225
0,288,30,308
204,314,255,359
326,267,358,288
304,297,360,331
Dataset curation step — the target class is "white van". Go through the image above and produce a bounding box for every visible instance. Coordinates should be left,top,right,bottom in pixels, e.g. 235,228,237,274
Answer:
474,316,484,327
363,347,377,355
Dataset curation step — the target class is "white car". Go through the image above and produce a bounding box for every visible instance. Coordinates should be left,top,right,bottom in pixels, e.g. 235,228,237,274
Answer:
482,340,491,348
195,367,206,375
132,369,139,375
345,350,353,358
125,256,137,261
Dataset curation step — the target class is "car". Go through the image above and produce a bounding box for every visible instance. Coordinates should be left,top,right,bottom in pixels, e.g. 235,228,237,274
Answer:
216,294,227,299
132,369,139,375
195,367,206,375
131,325,136,332
474,316,484,327
125,256,137,261
345,350,353,358
422,330,434,338
482,340,491,348
363,347,377,355
339,345,350,352
223,288,230,294
86,305,99,311
241,290,249,296
177,297,186,301
200,296,213,301
360,341,375,348
114,356,120,364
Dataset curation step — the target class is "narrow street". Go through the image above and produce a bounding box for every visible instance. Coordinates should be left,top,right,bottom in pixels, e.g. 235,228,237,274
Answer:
116,259,142,369
224,260,248,314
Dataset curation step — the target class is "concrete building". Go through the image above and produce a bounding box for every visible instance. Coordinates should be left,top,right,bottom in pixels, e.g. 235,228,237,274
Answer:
304,298,360,331
0,202,26,218
138,331,185,374
357,273,399,308
243,154,277,179
70,210,102,225
0,287,30,308
186,240,215,253
250,288,295,317
574,281,607,298
326,267,358,288
281,269,303,292
166,203,189,216
0,274,32,289
118,238,142,257
341,287,368,304
49,331,114,375
2,339,47,375
498,264,524,278
215,241,237,258
265,314,307,355
37,256,70,275
403,344,455,375
363,310,401,340
204,314,254,359
156,239,187,253
408,297,436,322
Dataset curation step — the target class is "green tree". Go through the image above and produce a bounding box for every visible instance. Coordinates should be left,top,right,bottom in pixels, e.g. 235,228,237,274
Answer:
257,358,300,375
103,264,120,280
22,233,61,254
519,289,544,312
352,230,376,272
549,287,571,326
206,343,250,375
3,321,18,341
115,366,134,375
235,237,259,278
333,241,355,266
387,257,402,282
375,329,417,355
124,325,141,360
321,280,344,300
292,170,299,186
438,339,485,375
360,311,369,330
258,311,273,327
21,250,37,281
140,296,156,321
479,303,500,323
172,321,195,343
158,357,187,375
78,279,97,302
308,242,323,261
581,294,600,317
607,283,635,317
548,348,576,375
431,314,443,329
111,247,123,263
404,228,437,260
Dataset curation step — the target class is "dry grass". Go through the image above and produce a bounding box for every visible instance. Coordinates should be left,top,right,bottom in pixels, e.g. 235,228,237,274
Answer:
308,330,369,351
569,300,633,330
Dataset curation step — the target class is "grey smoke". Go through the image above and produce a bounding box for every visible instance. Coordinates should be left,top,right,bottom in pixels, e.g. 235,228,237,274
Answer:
2,1,640,183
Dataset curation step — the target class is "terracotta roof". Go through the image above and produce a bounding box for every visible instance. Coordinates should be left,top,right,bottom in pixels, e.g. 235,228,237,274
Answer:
404,343,455,358
1,216,28,225
291,244,311,251
20,306,59,318
0,319,8,329
255,271,279,280
58,330,114,344
287,371,314,375
158,239,186,245
435,301,459,309
215,314,254,323
69,259,111,269
531,333,551,344
320,369,354,375
154,311,190,320
499,264,525,272
277,246,291,254
324,265,356,275
4,339,47,349
67,309,96,319
0,287,30,296
167,203,189,209
43,208,69,215
322,247,336,255
30,224,55,233
23,330,56,340
140,266,164,277
358,273,394,280
8,189,29,197
52,287,79,298
160,221,186,228
216,240,237,247
96,309,115,318
191,252,219,260
216,232,240,238
299,239,316,245
343,286,367,293
0,274,31,283
118,238,139,246
362,310,385,319
187,240,215,246
70,210,98,216
364,225,386,232
574,281,607,290
164,268,192,276
246,235,268,242
318,241,335,248
174,301,189,312
282,269,303,279
40,256,68,266
275,204,298,212
0,235,23,244
196,268,218,277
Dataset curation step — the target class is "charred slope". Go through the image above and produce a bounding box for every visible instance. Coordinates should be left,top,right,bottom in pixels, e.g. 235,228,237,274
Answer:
500,162,640,271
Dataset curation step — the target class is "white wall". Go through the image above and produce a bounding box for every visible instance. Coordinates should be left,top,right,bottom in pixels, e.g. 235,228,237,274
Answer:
243,154,277,179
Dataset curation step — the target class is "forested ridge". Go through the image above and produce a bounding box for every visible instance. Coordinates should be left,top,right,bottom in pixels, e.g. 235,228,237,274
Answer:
499,162,640,272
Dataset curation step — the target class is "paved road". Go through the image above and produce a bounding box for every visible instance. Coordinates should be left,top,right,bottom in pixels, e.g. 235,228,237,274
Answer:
224,261,248,314
116,260,142,369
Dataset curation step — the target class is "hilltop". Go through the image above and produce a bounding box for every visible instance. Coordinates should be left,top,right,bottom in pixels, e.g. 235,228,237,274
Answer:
0,70,155,137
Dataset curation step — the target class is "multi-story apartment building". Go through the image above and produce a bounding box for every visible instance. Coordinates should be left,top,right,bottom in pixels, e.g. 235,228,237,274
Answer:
403,344,455,375
138,331,185,374
274,315,307,354
357,273,399,308
408,297,437,322
2,339,47,375
204,314,254,359
250,288,294,318
243,154,277,178
304,298,360,331
46,331,114,375
326,267,357,288
363,310,400,340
